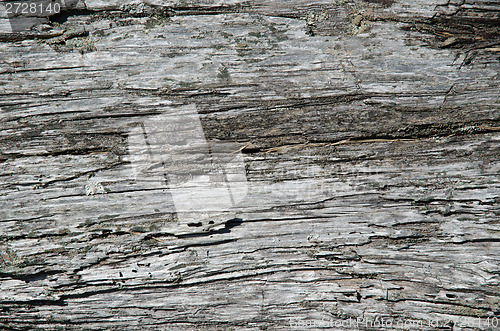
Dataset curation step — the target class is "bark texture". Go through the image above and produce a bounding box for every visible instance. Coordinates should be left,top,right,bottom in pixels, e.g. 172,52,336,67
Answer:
0,0,499,330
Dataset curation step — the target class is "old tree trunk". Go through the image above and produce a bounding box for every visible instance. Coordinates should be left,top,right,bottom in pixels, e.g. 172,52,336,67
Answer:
1,0,499,330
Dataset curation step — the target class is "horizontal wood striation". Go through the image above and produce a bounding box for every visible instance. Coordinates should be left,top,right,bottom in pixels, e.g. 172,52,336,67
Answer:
0,0,499,329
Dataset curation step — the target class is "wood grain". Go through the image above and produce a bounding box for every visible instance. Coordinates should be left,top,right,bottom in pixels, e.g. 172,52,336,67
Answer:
1,0,499,329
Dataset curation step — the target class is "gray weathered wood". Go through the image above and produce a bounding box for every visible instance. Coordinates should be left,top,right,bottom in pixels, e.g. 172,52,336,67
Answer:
1,0,499,329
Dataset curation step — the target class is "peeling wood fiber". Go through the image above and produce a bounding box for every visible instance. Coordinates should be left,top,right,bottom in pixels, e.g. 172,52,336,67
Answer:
0,0,499,330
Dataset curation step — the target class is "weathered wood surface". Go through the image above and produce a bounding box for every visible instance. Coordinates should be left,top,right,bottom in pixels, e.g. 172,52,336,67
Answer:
0,0,499,329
